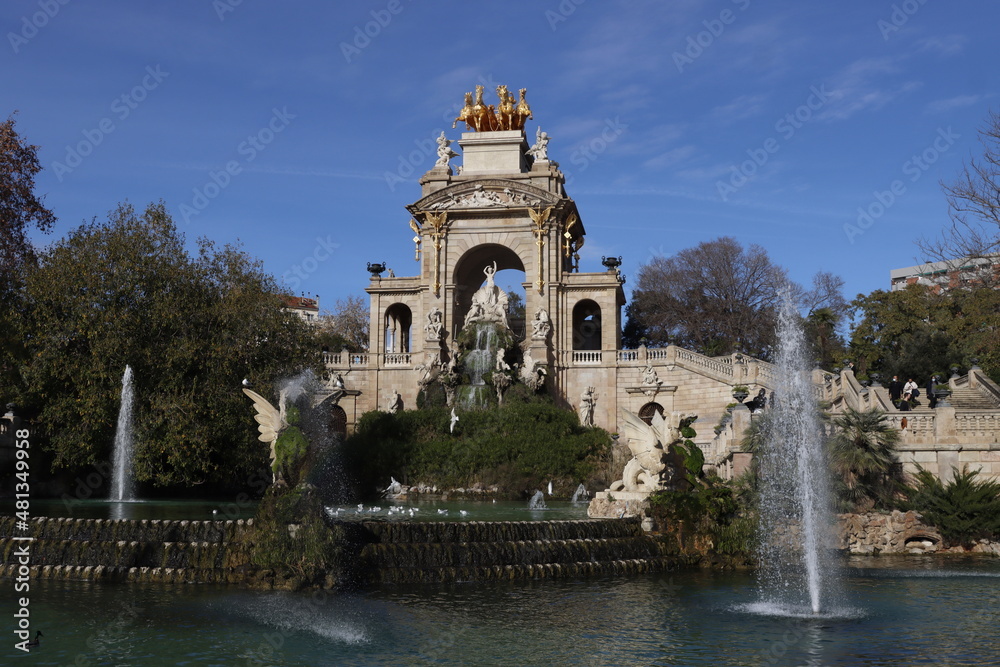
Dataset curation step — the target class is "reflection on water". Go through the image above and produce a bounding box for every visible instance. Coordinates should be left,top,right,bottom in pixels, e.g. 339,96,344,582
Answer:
5,557,1000,665
2,498,258,521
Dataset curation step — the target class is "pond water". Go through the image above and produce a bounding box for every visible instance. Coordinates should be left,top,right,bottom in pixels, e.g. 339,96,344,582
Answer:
7,555,999,665
8,498,592,522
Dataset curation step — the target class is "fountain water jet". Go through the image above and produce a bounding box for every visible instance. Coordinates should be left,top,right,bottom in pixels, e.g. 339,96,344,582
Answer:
754,293,839,615
110,365,136,502
528,490,547,510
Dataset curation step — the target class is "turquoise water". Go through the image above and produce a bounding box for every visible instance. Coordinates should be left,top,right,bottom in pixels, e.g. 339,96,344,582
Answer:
4,499,258,521
6,555,1000,665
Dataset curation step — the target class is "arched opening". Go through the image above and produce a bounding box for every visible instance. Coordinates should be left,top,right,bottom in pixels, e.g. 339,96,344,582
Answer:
384,303,412,354
329,405,347,439
638,402,664,425
453,244,526,336
572,299,602,350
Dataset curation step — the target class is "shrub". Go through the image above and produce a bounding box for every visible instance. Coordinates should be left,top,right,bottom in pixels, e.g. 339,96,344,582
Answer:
903,466,1000,547
251,484,345,585
341,397,610,497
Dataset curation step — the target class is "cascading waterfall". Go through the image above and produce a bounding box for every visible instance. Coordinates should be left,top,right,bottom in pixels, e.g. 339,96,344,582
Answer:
110,365,136,502
456,324,501,409
754,293,840,616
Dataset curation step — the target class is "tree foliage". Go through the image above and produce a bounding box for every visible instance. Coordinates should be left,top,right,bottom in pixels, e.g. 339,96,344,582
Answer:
0,113,56,277
0,114,56,402
827,408,904,512
918,109,1000,284
19,201,318,488
625,237,847,361
316,295,369,352
849,284,1000,382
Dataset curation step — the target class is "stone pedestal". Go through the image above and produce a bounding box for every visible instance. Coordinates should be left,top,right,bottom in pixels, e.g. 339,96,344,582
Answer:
458,130,529,174
587,492,654,531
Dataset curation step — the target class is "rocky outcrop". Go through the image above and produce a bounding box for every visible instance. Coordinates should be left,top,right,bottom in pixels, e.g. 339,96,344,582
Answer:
838,511,944,554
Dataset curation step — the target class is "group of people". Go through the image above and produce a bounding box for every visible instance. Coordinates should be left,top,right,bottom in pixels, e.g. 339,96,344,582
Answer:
888,375,942,410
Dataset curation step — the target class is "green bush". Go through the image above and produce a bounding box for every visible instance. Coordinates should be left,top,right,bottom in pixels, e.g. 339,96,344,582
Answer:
903,466,1000,547
251,484,345,585
649,482,755,558
341,397,610,496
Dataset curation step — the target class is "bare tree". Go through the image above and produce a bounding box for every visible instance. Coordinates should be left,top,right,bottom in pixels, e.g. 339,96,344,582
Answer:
626,237,792,359
317,295,370,351
918,109,1000,285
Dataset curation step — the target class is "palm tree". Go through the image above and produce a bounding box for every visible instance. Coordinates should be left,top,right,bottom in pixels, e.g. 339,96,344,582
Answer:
827,407,904,511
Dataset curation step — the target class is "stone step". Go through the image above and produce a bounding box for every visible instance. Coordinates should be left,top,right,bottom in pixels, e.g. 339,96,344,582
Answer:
0,517,254,543
357,518,644,544
1,537,252,570
359,536,670,569
365,557,678,584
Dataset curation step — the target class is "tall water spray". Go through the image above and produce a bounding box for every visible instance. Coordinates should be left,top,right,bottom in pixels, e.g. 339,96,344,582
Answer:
110,365,136,502
755,294,839,615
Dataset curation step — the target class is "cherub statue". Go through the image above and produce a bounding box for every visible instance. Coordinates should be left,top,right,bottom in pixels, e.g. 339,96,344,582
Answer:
435,131,458,168
527,126,549,161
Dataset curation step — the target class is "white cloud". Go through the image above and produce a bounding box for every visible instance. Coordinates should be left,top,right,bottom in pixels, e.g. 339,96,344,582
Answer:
925,95,982,114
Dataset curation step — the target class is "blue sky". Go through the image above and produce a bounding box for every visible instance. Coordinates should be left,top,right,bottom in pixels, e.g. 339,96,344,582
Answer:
4,0,998,313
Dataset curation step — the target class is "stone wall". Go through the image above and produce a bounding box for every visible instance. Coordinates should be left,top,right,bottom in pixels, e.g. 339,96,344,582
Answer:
837,510,1000,555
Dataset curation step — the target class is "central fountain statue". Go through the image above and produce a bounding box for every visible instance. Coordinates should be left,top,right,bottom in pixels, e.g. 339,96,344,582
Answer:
463,261,509,329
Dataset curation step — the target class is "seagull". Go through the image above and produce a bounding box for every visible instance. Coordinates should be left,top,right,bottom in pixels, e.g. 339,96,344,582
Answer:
459,510,468,516
241,378,252,388
450,408,459,433
437,509,449,515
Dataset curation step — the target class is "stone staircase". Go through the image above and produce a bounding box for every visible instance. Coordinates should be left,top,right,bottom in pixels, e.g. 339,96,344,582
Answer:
0,517,254,584
948,386,1000,410
349,518,676,584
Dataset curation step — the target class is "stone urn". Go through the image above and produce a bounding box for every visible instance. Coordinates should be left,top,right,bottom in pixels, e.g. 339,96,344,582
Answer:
732,387,749,403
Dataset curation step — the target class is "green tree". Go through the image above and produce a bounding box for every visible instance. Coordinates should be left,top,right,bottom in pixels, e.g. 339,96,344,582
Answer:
20,201,317,488
849,284,1000,382
827,408,904,512
0,113,56,405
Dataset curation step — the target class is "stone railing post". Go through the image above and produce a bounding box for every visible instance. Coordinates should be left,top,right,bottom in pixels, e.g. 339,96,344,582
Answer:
934,406,957,440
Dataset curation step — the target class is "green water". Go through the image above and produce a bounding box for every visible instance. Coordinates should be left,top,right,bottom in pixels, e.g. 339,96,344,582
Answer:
5,555,999,665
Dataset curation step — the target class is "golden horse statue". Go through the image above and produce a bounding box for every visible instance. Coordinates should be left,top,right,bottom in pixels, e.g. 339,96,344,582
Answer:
496,85,515,130
452,91,475,130
514,88,532,130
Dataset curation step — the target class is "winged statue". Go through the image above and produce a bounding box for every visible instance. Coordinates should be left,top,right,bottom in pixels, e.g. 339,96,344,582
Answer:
242,387,288,482
610,409,696,493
